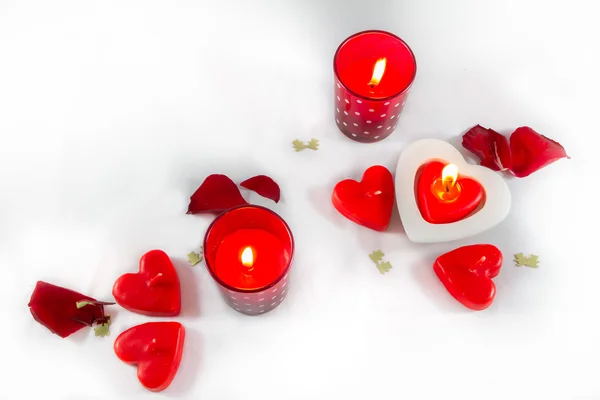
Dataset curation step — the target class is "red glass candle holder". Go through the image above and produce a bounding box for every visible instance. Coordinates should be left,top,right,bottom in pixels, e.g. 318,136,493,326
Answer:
333,30,417,143
203,205,294,316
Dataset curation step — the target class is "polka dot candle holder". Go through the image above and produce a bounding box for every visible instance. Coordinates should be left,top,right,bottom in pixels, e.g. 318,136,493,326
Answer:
333,30,417,143
218,272,290,316
203,205,294,316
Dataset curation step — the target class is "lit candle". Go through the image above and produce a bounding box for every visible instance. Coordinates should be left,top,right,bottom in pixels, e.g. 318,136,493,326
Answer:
203,205,294,315
368,58,387,88
333,30,417,143
435,164,460,200
241,246,254,268
416,161,485,224
395,139,511,243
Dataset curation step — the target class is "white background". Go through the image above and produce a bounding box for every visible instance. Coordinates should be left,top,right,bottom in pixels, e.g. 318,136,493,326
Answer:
1,1,598,399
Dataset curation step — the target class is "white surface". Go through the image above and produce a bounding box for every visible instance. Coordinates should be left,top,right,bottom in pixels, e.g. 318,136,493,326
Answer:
0,1,598,399
395,139,511,243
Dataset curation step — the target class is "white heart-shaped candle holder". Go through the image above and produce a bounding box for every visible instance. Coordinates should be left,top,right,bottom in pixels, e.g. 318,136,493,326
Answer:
395,139,511,243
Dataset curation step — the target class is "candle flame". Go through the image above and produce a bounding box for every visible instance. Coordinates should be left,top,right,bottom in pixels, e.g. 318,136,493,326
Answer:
368,58,387,87
442,164,458,191
241,246,254,267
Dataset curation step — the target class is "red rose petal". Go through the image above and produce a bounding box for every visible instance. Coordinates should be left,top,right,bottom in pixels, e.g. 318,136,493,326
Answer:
28,281,110,338
187,174,247,214
462,125,512,171
508,126,570,178
462,125,569,178
240,175,281,203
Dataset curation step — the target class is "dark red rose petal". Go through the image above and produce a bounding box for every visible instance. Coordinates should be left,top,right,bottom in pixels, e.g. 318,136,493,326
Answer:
508,126,570,178
28,281,110,338
240,175,281,203
462,125,569,178
187,174,248,214
462,125,512,171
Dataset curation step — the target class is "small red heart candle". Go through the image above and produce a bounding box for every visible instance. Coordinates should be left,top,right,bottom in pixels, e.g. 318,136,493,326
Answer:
434,244,503,310
396,139,511,243
332,165,395,231
334,30,416,143
416,161,485,224
203,205,294,316
112,250,181,317
114,322,185,392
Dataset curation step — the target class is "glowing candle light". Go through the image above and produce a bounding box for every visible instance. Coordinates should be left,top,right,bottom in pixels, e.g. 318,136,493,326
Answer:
418,161,485,224
334,30,417,143
430,163,461,202
204,205,294,316
368,58,387,88
240,246,254,268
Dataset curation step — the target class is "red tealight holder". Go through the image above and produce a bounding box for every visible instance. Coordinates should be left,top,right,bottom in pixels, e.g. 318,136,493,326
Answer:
333,30,417,143
203,205,294,316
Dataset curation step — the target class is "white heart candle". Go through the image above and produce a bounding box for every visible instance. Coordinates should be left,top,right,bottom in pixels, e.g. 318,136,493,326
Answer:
395,139,511,243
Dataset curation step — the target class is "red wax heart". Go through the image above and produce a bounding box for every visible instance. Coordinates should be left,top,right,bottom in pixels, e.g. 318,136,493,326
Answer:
416,161,484,224
113,250,181,316
433,244,503,310
332,165,395,231
114,322,185,392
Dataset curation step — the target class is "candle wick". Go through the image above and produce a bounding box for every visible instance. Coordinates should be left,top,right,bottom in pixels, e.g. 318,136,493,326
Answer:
467,256,487,273
147,273,164,287
443,178,457,193
444,179,452,193
145,339,160,354
474,256,487,267
368,81,381,90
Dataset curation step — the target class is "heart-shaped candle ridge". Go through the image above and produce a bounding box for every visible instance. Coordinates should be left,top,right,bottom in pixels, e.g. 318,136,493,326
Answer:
395,139,511,243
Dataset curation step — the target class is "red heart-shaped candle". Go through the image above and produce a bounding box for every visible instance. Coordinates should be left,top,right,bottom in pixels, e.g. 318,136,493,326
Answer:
332,165,395,231
113,250,181,316
114,322,185,392
416,161,485,224
433,244,503,310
